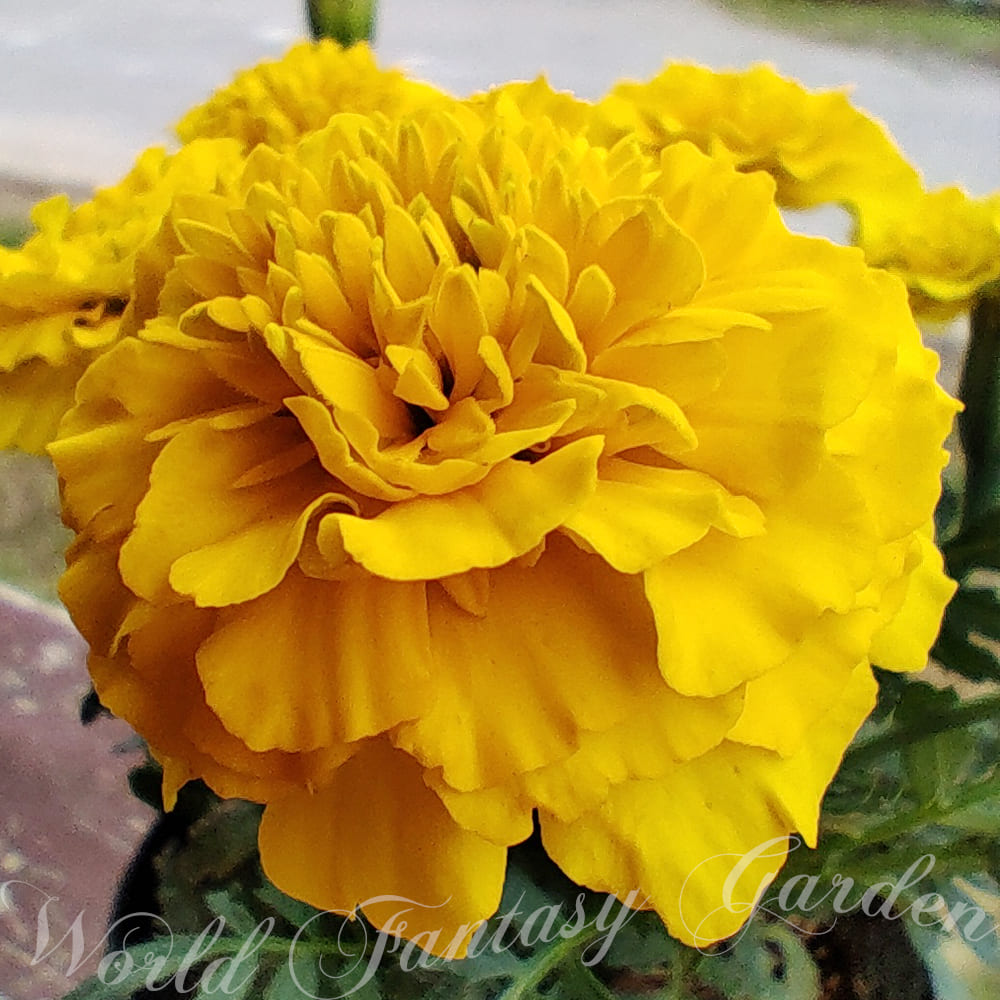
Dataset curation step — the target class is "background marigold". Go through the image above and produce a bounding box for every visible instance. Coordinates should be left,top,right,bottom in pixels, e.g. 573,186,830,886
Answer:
48,88,958,957
175,39,451,152
601,63,1000,318
0,141,242,453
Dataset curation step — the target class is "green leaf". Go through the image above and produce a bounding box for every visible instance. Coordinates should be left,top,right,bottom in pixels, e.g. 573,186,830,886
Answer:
934,621,1000,683
253,878,329,935
693,920,820,1000
943,510,1000,579
0,218,30,248
598,910,685,976
538,959,618,999
935,464,965,544
61,932,257,1000
904,722,980,809
264,956,323,1000
204,888,263,937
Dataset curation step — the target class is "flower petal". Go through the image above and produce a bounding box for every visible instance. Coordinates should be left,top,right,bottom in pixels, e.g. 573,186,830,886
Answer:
258,741,507,958
646,457,877,696
541,661,877,948
394,534,661,790
197,570,431,752
725,610,875,756
563,459,763,573
120,416,333,604
870,526,956,671
324,435,603,580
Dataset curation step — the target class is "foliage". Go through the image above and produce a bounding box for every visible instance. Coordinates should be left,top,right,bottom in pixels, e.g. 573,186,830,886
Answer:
721,0,1000,66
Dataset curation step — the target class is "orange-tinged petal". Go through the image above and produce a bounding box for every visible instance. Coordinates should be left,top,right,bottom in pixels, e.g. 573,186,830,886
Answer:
394,535,660,790
259,741,507,959
197,570,431,753
541,661,877,948
120,417,331,604
0,355,87,454
324,435,603,580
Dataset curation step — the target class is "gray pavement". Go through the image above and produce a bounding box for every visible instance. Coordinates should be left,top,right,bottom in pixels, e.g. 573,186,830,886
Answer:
0,0,997,199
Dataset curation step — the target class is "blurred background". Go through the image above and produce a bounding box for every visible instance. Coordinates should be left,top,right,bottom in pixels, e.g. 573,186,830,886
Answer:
0,0,998,215
0,1,998,997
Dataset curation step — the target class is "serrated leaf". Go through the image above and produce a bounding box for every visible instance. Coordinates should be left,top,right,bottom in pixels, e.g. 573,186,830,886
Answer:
905,725,980,809
204,888,262,937
598,910,683,976
61,932,253,1000
694,920,820,1000
938,785,1000,836
265,955,323,1000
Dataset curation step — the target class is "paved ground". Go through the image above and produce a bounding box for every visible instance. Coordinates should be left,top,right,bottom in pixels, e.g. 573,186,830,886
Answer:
0,586,152,999
0,0,997,204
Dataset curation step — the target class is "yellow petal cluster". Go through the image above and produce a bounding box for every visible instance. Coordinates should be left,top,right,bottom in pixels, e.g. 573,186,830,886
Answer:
49,84,958,956
601,63,1000,317
0,44,455,455
859,187,1000,321
175,39,449,151
0,141,243,452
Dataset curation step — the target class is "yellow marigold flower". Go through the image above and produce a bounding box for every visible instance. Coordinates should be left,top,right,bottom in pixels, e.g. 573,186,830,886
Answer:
600,63,922,212
0,140,243,452
176,40,450,151
50,104,957,956
470,76,610,140
601,63,1000,316
860,187,1000,321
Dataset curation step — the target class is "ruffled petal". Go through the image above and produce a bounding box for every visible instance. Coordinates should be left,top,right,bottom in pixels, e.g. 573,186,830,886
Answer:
870,526,956,672
563,458,763,573
120,416,337,605
196,570,431,752
646,457,878,696
827,292,958,542
258,741,507,958
0,355,88,454
541,661,877,948
394,534,661,790
725,609,875,756
323,436,603,580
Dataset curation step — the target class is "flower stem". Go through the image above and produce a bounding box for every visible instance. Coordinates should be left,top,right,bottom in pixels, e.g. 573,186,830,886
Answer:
306,0,376,45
